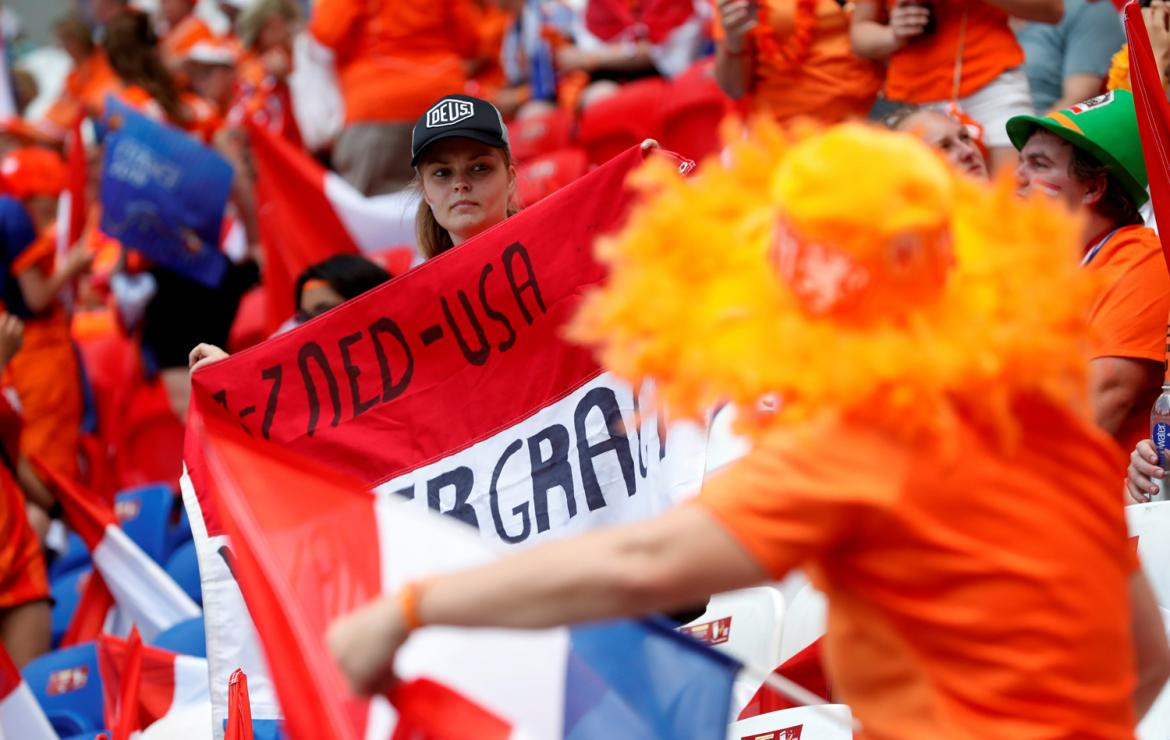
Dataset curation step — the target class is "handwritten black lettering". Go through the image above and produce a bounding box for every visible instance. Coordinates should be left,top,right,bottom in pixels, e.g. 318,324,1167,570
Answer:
575,387,637,509
338,331,378,418
427,467,478,528
260,365,282,440
528,424,575,532
441,291,491,366
489,439,530,543
479,263,517,352
502,242,546,325
369,318,413,402
297,342,342,437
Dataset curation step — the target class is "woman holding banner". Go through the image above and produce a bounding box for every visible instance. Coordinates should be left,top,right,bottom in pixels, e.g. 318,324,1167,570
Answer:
329,123,1170,736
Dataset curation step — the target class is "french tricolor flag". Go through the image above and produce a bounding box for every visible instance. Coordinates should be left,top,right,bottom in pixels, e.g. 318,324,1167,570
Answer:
194,411,741,739
0,642,55,740
97,633,212,738
34,460,201,642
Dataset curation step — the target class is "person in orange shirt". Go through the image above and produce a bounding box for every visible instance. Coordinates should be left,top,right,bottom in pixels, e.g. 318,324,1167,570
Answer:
714,0,884,126
309,0,481,195
851,0,1061,171
0,149,93,485
42,14,120,137
1009,90,1167,457
0,313,52,669
328,123,1170,737
103,11,222,143
157,0,216,71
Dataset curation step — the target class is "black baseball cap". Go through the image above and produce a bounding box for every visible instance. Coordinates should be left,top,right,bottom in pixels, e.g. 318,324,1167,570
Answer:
410,94,511,167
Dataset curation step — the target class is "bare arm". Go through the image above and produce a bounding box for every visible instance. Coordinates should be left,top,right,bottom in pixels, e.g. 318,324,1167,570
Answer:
713,0,758,100
1089,357,1164,442
1048,73,1107,114
850,0,929,62
328,505,767,694
16,246,93,314
1131,571,1170,718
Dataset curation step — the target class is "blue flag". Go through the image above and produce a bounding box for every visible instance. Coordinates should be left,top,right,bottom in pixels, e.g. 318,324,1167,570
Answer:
100,99,232,288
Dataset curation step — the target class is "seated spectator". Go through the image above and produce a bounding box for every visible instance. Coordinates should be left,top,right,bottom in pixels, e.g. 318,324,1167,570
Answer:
157,0,216,70
42,14,119,135
0,313,51,669
411,94,518,258
309,0,481,196
103,10,220,142
0,149,93,484
889,107,988,179
715,0,884,127
851,0,1061,171
188,254,394,370
1016,0,1123,114
1009,90,1168,453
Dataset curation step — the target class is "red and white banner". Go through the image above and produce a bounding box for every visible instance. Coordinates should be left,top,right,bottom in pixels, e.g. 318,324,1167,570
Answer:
247,121,418,332
182,146,709,735
98,633,212,739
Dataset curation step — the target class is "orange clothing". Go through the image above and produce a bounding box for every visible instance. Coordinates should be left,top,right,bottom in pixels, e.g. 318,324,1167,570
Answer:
109,85,223,143
43,52,120,133
697,396,1137,739
160,14,216,65
864,0,1023,103
309,0,480,123
713,0,883,126
468,4,512,98
228,52,302,147
1085,225,1170,452
5,229,82,482
0,438,48,609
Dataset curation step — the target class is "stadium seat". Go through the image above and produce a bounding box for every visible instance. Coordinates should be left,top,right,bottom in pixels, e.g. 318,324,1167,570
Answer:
660,61,732,163
50,567,93,647
778,583,827,664
115,483,176,565
578,77,667,166
165,541,202,606
679,586,785,712
60,733,112,740
727,705,855,740
22,642,105,733
49,530,91,580
150,615,206,658
168,501,193,554
516,147,589,206
507,108,573,163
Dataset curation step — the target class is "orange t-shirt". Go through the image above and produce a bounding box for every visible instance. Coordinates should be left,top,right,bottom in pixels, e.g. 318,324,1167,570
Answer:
1086,224,1170,451
862,0,1023,103
43,52,120,132
713,0,883,126
697,396,1137,740
309,0,480,124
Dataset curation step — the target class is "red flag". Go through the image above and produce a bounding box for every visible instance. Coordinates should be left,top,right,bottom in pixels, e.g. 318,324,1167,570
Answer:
197,411,366,740
32,455,116,550
389,678,510,740
736,638,831,720
110,626,143,740
61,571,115,647
226,669,254,740
1125,1,1170,273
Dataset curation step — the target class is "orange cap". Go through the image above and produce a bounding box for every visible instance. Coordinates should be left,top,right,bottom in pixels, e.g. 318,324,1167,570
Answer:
0,147,67,199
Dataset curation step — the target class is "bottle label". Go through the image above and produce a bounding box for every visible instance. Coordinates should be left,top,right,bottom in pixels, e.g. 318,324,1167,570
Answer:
1154,421,1170,463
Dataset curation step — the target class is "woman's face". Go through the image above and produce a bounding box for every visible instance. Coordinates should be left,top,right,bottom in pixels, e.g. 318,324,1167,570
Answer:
898,111,988,180
419,138,515,246
257,12,294,53
298,280,346,322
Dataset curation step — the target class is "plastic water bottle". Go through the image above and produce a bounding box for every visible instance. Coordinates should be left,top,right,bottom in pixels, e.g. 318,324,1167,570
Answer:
1151,384,1170,501
529,40,557,102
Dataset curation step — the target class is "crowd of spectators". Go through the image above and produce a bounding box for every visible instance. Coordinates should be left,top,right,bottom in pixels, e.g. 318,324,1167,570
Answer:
0,0,1167,733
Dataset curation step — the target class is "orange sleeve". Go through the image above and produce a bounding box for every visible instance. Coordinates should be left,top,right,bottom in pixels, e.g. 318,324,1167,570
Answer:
11,229,57,277
694,414,907,579
710,0,724,40
309,0,362,51
1089,232,1170,363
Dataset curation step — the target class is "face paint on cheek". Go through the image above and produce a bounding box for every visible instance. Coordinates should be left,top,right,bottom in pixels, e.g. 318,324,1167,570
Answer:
1033,179,1064,198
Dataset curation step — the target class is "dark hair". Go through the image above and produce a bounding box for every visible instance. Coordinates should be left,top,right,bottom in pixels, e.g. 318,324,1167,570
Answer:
103,11,186,123
53,14,95,58
1069,147,1143,228
293,255,393,313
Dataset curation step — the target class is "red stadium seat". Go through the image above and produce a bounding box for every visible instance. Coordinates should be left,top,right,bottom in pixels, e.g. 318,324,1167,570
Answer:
578,78,667,166
516,148,589,206
507,108,574,163
660,62,733,162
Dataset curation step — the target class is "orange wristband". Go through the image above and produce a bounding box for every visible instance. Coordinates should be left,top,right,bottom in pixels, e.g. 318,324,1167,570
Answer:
397,580,427,632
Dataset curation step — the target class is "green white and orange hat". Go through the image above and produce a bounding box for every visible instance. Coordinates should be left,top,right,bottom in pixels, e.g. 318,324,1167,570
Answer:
1006,89,1149,206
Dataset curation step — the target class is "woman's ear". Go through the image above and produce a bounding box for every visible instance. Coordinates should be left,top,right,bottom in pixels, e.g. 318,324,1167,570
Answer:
1081,173,1108,209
